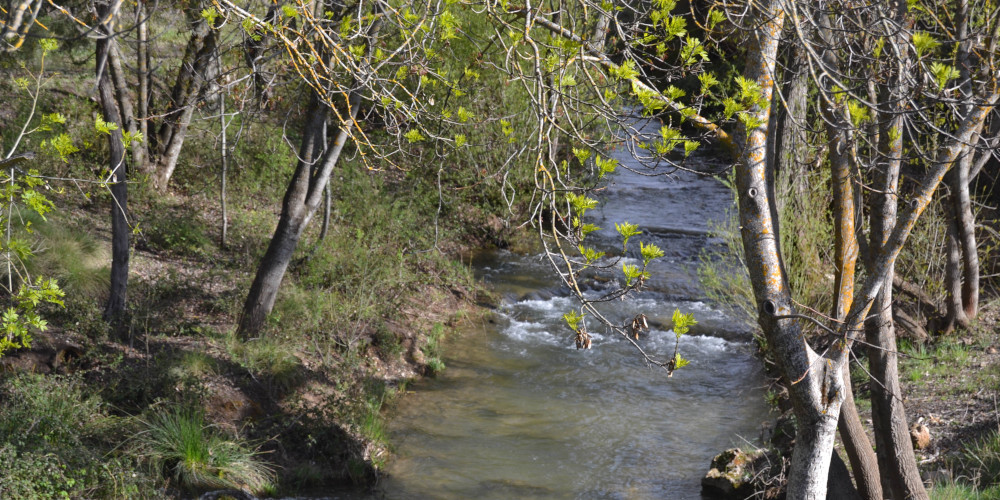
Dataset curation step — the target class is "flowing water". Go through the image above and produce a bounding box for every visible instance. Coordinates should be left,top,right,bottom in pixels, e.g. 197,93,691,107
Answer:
375,118,771,499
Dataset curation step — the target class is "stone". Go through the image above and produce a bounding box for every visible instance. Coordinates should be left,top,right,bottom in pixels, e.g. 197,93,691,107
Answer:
702,448,762,498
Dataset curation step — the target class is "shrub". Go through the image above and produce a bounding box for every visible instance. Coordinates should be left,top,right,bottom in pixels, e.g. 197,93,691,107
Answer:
0,374,156,498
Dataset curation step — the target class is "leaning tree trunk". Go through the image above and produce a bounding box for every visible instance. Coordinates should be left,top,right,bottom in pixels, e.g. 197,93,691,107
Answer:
97,1,131,326
237,90,361,339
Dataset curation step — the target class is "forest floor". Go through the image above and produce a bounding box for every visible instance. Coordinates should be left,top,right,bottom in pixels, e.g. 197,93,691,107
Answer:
878,296,1000,492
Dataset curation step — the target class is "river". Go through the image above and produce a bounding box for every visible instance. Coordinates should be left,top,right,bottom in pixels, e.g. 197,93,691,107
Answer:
376,117,771,499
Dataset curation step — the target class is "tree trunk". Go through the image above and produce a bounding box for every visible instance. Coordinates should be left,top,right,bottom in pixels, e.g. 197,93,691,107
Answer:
108,44,141,167
97,2,131,326
152,22,217,191
946,151,979,322
735,3,845,498
136,0,149,172
863,8,928,491
943,214,970,333
811,13,881,498
237,90,360,339
866,285,927,499
837,371,881,500
219,48,229,249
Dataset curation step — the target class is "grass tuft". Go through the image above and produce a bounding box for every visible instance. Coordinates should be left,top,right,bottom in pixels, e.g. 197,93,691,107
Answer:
134,406,273,493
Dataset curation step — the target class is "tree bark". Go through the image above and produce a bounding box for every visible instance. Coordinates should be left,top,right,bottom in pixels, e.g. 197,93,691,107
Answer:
810,13,881,499
152,20,217,191
943,214,970,333
237,90,360,338
945,149,979,322
108,43,142,168
861,4,927,492
136,0,149,171
97,1,131,326
735,3,846,498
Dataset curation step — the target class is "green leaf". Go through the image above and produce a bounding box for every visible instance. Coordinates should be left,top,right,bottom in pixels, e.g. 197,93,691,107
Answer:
673,353,689,370
579,223,600,239
640,241,664,266
567,192,598,217
439,10,460,40
622,263,645,286
609,59,639,81
683,141,700,158
698,72,719,94
662,16,687,41
595,156,618,178
46,133,78,162
39,38,58,53
707,9,725,30
722,97,742,119
563,310,584,330
122,130,144,149
95,116,119,135
616,221,641,248
454,134,466,147
734,76,763,106
912,32,940,58
679,37,709,66
578,245,606,264
930,62,960,90
671,308,697,337
847,101,871,128
404,129,426,143
737,112,764,130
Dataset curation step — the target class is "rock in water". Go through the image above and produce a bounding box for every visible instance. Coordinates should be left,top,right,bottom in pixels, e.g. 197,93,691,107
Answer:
702,448,759,498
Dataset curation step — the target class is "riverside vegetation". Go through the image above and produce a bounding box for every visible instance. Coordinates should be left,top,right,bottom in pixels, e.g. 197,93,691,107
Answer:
0,15,527,497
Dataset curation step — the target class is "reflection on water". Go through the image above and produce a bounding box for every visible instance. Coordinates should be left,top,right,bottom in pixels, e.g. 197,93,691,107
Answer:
376,118,771,500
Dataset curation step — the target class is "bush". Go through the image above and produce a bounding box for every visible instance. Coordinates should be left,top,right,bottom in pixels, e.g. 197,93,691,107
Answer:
0,374,156,498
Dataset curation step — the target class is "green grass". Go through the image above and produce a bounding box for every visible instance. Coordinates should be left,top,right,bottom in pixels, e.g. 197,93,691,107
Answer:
930,482,1000,499
169,351,219,380
899,339,975,386
228,333,303,393
134,407,273,493
422,322,447,374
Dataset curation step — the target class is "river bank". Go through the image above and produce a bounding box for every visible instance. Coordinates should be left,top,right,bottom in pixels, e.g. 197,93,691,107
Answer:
0,150,517,497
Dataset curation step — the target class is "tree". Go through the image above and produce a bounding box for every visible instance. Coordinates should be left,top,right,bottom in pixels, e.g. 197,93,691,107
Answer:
214,0,473,338
96,0,133,325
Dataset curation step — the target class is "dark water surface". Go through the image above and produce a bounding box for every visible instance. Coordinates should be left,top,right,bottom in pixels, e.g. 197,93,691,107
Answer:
371,117,771,499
